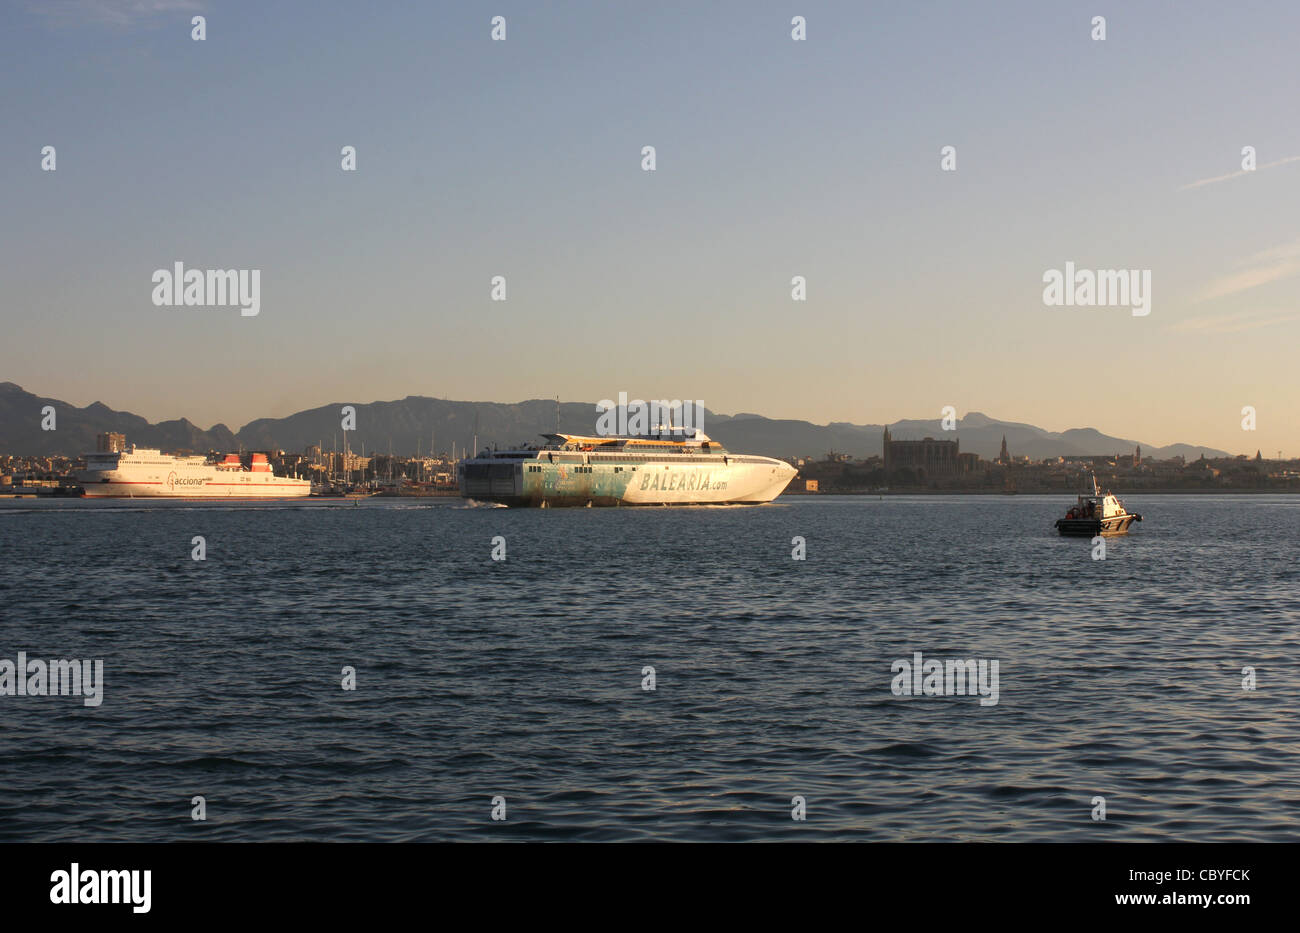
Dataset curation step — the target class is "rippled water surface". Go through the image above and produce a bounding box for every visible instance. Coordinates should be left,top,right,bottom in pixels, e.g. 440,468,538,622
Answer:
2,494,1298,841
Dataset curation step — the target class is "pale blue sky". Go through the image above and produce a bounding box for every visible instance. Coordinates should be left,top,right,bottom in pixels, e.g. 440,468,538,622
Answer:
2,0,1298,453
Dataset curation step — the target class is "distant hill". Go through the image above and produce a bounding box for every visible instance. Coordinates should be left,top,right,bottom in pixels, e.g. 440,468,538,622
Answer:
0,382,1230,461
0,382,238,457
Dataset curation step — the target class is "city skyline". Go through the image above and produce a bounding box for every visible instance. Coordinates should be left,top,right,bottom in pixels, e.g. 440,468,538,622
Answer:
3,1,1298,453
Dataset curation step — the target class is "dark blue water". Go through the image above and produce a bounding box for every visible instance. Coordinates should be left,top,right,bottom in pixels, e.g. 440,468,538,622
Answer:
2,495,1298,841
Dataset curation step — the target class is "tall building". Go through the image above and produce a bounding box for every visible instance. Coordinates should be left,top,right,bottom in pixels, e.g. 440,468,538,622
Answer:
998,435,1009,464
883,426,959,480
96,432,126,453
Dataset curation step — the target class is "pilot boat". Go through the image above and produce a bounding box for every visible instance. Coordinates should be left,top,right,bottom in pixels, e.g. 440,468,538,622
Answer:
1054,475,1141,536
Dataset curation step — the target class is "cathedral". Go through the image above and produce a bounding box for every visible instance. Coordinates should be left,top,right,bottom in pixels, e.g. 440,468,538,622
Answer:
883,426,960,480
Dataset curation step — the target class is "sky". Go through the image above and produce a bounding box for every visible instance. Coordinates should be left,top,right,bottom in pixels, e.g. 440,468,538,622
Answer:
2,0,1298,455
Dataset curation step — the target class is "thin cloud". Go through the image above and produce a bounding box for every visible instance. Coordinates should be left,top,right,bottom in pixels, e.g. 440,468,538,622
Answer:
1170,309,1300,334
1196,238,1300,303
28,0,202,28
1178,154,1300,191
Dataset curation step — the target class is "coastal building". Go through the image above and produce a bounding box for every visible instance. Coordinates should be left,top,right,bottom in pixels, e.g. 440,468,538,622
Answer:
883,426,960,480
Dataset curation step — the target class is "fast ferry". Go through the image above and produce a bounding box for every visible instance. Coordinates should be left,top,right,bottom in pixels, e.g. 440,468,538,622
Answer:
458,427,796,507
1054,475,1141,536
76,446,311,498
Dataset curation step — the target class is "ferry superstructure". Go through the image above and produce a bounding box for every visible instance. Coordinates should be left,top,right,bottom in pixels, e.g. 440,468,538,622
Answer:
458,428,796,507
76,447,311,498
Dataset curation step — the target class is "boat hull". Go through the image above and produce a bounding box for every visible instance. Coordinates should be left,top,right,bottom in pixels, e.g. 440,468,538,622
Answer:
76,447,311,498
79,481,310,498
1055,514,1141,536
460,457,796,507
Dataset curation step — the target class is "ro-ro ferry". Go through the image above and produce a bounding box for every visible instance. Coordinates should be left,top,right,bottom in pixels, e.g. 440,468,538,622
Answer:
76,446,311,498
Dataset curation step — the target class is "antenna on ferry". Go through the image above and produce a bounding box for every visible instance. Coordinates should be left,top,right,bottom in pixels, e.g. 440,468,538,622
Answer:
555,395,560,434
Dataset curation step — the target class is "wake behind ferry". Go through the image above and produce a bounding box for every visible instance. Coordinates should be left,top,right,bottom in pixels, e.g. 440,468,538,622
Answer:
76,445,311,498
458,427,796,507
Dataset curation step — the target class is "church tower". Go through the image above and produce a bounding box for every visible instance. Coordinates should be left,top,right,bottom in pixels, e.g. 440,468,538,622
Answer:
998,434,1009,464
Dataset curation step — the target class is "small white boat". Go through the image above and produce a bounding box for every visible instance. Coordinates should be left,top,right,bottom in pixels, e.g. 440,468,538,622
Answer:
1055,475,1141,536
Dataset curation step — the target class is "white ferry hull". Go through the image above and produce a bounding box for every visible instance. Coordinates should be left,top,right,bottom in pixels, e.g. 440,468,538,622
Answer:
80,479,310,499
76,448,310,499
618,459,796,506
460,456,796,507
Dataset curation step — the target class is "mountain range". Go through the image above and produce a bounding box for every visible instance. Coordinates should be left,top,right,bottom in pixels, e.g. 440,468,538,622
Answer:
0,382,1229,461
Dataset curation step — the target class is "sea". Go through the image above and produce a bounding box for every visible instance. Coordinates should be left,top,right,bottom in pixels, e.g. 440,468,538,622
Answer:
1,494,1297,842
